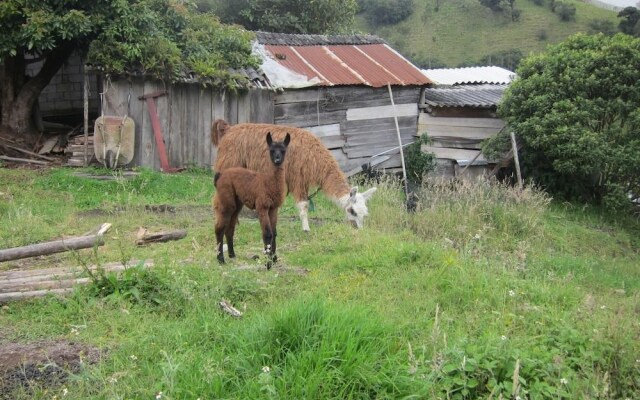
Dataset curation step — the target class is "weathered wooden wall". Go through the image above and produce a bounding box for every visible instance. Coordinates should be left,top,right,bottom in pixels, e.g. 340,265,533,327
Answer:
274,86,422,173
103,77,273,170
418,110,505,180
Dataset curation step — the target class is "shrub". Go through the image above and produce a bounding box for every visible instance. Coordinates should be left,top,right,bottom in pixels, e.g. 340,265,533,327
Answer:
405,134,436,185
554,1,576,21
360,0,416,25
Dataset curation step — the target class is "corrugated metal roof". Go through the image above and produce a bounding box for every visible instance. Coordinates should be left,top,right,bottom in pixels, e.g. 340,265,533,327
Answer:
255,32,431,88
421,84,507,108
421,66,515,85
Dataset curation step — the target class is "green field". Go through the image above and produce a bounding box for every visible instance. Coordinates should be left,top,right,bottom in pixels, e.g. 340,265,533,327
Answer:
0,167,638,399
357,0,620,67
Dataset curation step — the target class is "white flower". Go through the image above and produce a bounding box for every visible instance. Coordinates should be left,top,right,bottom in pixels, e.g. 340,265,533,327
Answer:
108,377,118,384
560,378,568,385
509,290,516,297
262,366,271,373
130,355,138,361
62,387,68,396
501,335,508,341
156,392,163,399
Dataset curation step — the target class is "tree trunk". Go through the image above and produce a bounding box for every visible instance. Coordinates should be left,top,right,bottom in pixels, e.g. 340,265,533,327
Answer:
0,44,75,139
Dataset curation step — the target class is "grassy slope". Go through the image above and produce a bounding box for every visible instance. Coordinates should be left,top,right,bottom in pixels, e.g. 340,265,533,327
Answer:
357,0,619,67
0,167,639,399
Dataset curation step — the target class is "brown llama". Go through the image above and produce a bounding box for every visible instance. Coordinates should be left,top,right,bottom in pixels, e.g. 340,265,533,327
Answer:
212,119,376,232
212,132,291,269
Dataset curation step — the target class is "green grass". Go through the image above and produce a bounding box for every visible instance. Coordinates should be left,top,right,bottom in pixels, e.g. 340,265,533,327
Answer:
0,167,639,399
357,0,620,67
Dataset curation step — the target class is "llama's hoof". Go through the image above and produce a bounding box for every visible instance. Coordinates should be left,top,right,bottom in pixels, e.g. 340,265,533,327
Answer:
217,255,225,264
229,253,236,259
266,260,273,270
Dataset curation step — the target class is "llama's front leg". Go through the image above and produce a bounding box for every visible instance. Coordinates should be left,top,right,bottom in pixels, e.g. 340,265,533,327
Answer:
268,208,279,263
258,210,274,269
296,200,311,232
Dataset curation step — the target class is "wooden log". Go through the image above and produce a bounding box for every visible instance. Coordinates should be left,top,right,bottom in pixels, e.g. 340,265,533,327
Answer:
0,235,104,262
0,278,91,294
135,228,187,245
0,260,154,282
0,288,75,302
0,156,49,166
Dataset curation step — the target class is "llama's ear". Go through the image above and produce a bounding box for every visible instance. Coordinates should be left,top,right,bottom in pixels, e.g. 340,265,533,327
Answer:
266,132,273,146
284,133,291,146
362,187,377,201
349,186,358,198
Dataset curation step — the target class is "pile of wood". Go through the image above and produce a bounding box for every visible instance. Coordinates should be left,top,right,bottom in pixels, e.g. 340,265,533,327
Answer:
0,260,154,302
65,134,97,167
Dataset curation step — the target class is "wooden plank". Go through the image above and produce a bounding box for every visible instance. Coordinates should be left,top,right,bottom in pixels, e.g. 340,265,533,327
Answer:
211,89,226,166
275,109,346,128
318,136,346,150
305,123,340,138
227,92,239,125
249,89,274,123
128,78,145,167
420,125,501,140
237,90,251,123
429,139,482,150
422,145,486,162
342,116,416,135
198,86,213,167
346,103,418,121
418,113,506,129
274,86,420,106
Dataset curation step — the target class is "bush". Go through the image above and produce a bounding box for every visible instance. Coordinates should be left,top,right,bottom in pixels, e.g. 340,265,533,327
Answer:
498,33,640,210
359,0,415,25
554,1,576,21
405,134,436,185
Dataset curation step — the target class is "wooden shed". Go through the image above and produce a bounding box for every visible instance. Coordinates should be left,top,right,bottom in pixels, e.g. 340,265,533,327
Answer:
254,32,431,174
94,32,431,172
419,66,515,180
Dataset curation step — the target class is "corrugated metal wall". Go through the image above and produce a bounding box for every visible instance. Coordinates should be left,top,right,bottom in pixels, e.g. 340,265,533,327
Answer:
102,77,273,170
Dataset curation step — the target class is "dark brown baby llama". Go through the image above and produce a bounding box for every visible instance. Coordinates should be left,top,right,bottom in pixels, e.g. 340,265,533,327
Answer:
212,132,291,269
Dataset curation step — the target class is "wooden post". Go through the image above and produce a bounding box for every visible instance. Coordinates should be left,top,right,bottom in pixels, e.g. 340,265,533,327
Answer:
83,67,90,167
510,132,523,190
387,84,409,197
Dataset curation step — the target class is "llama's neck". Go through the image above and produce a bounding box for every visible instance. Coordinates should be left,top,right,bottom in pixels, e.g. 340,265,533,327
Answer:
321,170,351,205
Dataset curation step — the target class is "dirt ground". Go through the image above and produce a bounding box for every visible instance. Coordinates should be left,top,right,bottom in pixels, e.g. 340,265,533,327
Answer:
0,329,102,398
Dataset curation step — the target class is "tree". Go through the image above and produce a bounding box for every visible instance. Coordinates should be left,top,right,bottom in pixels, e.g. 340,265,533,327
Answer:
618,6,640,37
231,0,358,34
0,0,257,140
495,33,640,210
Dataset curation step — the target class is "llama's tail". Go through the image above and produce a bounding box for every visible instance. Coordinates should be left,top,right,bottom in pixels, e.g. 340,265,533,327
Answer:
211,119,230,147
214,172,222,187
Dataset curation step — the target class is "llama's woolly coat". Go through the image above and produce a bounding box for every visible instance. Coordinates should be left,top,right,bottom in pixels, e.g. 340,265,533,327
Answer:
212,121,351,202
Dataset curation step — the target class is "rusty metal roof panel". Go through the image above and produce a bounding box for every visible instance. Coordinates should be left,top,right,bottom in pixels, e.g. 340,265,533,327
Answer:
256,32,431,88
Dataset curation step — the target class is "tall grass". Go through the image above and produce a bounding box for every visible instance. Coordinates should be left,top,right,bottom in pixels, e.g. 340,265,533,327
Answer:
0,167,638,399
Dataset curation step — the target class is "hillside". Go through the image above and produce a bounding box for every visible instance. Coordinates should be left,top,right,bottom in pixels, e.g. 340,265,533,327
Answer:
356,0,620,68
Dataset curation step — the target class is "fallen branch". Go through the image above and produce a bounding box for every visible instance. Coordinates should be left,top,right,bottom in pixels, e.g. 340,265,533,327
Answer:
135,228,187,245
1,142,56,161
219,299,243,318
0,155,49,166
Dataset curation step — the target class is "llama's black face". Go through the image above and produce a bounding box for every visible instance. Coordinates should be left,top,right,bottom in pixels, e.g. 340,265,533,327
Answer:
266,132,291,167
